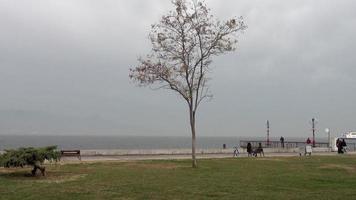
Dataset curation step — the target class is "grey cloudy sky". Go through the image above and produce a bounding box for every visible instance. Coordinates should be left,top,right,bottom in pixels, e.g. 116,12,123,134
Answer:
1,0,356,138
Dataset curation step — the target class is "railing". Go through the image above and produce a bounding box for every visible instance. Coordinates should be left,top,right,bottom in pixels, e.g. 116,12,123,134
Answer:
345,143,356,151
239,140,329,149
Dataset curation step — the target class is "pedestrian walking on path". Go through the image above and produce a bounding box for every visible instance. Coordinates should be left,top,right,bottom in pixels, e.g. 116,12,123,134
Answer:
280,136,285,148
247,143,252,157
233,146,239,157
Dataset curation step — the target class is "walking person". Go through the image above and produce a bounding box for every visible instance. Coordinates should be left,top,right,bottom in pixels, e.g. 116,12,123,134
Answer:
247,142,252,157
341,139,347,153
255,142,264,157
233,146,239,157
280,136,285,148
336,138,342,154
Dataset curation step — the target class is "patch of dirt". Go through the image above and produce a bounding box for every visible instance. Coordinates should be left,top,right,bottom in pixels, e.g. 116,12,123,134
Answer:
0,167,87,183
320,164,356,173
36,174,87,183
0,167,33,175
0,167,24,173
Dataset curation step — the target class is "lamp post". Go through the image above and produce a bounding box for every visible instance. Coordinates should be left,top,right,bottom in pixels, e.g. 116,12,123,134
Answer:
266,120,270,147
325,128,331,149
311,118,316,147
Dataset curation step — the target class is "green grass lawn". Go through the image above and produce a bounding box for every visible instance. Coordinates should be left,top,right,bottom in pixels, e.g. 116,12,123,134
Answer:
1,155,356,200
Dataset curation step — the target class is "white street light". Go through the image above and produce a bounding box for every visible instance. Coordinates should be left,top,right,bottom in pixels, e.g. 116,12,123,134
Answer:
325,128,331,149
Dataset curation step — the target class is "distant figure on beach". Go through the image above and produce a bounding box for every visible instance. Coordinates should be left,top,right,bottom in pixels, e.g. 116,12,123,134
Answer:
280,136,285,148
306,138,311,144
247,142,252,157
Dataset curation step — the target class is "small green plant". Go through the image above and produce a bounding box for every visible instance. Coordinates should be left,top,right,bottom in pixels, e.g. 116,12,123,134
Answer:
0,146,60,176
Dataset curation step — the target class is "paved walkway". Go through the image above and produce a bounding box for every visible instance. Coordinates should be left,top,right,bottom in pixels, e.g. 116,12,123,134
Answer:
60,151,356,163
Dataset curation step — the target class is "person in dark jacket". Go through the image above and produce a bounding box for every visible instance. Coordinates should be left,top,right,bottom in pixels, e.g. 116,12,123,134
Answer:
247,142,252,157
341,139,347,153
280,136,285,148
336,138,343,154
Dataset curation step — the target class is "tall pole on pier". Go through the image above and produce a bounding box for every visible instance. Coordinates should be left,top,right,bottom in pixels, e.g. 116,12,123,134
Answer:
312,118,316,147
267,120,270,146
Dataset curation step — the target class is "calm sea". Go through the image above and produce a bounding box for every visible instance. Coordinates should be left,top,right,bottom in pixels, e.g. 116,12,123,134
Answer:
0,135,329,150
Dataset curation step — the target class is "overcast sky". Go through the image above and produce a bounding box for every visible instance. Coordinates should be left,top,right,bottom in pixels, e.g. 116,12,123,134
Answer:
0,0,356,138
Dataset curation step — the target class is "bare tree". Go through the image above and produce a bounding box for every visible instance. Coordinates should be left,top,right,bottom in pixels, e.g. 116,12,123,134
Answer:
129,0,246,168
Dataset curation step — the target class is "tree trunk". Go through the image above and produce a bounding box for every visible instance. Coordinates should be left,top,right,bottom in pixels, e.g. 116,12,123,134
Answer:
190,110,197,168
31,162,46,176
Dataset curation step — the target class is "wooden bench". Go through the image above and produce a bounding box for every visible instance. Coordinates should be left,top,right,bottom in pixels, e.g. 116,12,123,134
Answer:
60,150,81,160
